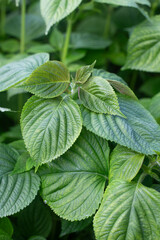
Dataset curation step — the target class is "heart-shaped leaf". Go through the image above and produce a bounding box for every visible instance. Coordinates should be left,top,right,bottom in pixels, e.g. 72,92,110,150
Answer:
21,96,82,167
39,129,109,221
79,76,125,117
20,61,70,98
94,180,160,240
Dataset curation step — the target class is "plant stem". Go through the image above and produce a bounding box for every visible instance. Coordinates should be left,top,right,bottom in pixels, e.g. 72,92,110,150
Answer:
103,5,113,39
150,0,159,16
130,71,138,91
0,0,6,37
138,161,157,184
61,18,72,63
20,0,26,54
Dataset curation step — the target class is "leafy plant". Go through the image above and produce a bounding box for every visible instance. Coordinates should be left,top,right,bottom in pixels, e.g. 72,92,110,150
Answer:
0,0,160,239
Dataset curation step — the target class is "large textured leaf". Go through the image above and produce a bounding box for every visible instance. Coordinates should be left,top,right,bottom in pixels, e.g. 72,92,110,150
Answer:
0,53,49,92
21,96,82,167
17,196,52,238
40,129,109,221
93,69,137,100
60,218,92,237
123,16,160,72
79,76,124,117
20,61,70,98
81,95,160,155
40,0,82,33
0,144,40,217
94,180,160,240
109,145,144,182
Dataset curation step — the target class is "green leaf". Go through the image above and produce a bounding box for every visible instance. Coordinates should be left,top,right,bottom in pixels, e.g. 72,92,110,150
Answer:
79,76,125,117
94,179,160,240
93,69,137,100
17,196,52,238
20,61,70,98
9,140,26,155
27,44,54,54
21,96,82,167
60,218,92,237
0,53,49,92
12,152,34,174
65,50,86,65
6,13,45,42
123,16,160,72
148,92,160,124
93,69,127,85
40,129,109,221
49,28,64,51
28,237,46,240
94,0,150,7
40,0,82,34
75,61,96,84
109,145,144,182
0,218,13,239
81,95,160,155
0,39,19,53
71,32,111,49
0,144,40,217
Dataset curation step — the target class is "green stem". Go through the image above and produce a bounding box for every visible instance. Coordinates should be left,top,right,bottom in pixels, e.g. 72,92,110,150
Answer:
130,71,138,91
103,5,113,39
150,0,159,16
138,161,157,184
61,18,72,63
0,0,6,37
20,0,26,53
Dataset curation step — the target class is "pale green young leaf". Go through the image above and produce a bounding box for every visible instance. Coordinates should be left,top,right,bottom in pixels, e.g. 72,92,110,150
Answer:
0,53,49,92
0,144,40,217
12,152,34,174
75,61,96,84
109,145,144,182
81,95,160,155
123,16,160,72
79,76,125,117
93,69,137,100
40,129,109,221
40,0,82,34
21,96,82,167
94,180,160,240
20,61,70,98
